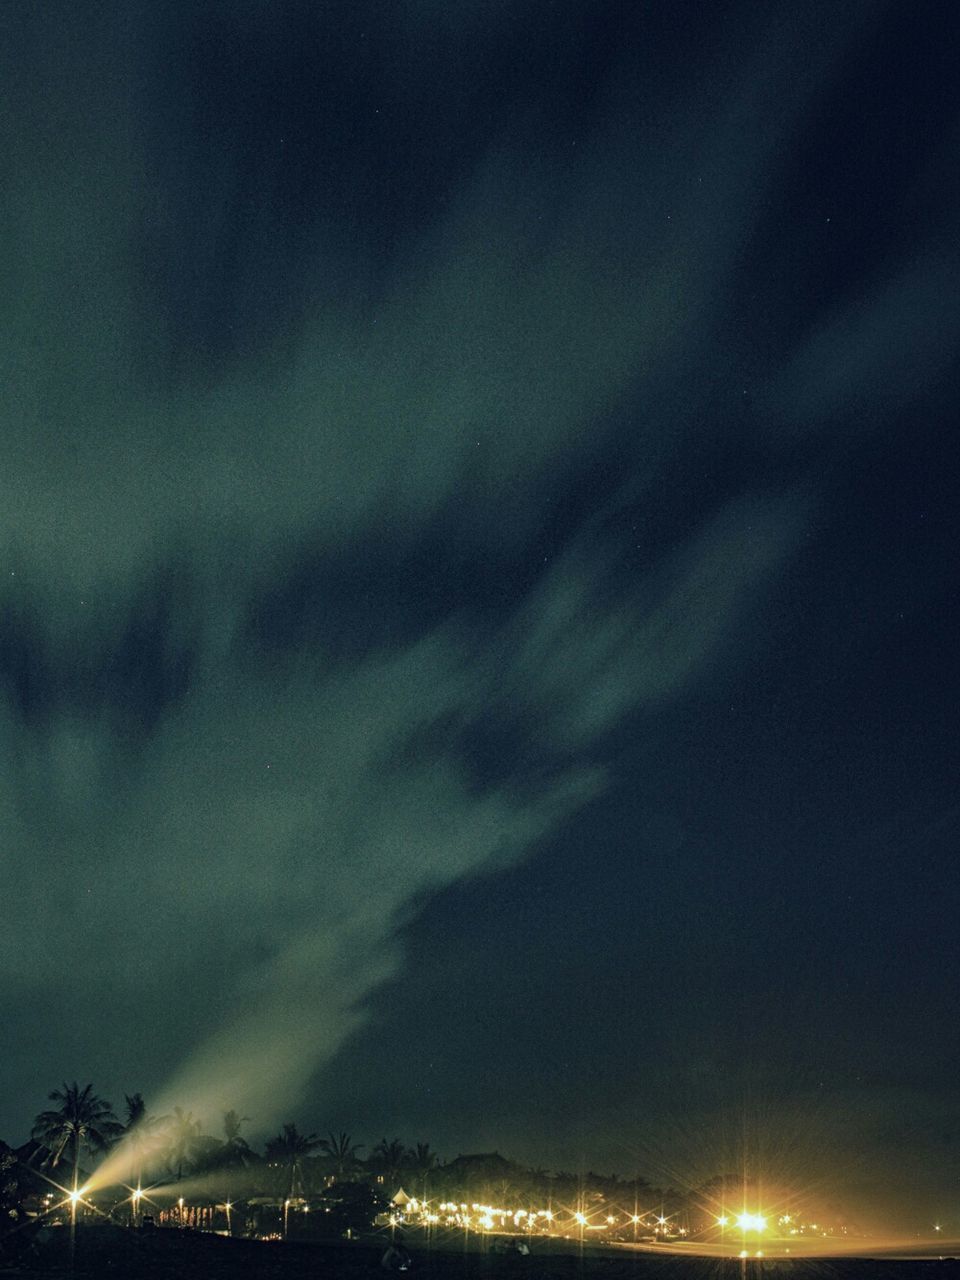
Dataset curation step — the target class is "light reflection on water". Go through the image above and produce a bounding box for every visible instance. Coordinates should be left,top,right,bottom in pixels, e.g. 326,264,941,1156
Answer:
614,1235,960,1261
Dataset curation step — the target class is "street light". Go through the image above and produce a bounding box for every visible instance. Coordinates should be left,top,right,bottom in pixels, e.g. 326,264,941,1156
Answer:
66,1184,90,1268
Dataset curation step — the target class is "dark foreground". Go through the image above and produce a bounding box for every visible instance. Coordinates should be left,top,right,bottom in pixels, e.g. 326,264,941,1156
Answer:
4,1228,960,1280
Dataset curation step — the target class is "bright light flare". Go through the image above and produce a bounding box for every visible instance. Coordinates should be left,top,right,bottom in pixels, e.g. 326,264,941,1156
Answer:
736,1212,766,1232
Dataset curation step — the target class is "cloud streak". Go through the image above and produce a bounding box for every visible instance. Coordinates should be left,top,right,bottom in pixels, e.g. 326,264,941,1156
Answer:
1,0,952,1152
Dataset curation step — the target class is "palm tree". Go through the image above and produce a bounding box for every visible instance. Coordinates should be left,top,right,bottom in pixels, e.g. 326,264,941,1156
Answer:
318,1132,364,1180
124,1093,147,1130
122,1094,146,1197
264,1123,320,1202
128,1095,168,1182
166,1107,201,1183
32,1082,123,1198
409,1143,438,1201
220,1110,255,1168
121,1094,168,1192
371,1138,408,1192
222,1110,249,1144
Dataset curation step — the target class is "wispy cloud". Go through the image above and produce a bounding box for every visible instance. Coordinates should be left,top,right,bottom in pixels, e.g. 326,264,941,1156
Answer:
1,0,950,1143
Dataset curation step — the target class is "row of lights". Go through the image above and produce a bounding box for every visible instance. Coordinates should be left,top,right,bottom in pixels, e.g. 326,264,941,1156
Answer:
65,1183,856,1248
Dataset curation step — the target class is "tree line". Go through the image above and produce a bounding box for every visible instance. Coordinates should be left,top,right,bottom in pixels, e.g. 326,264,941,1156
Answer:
7,1080,669,1211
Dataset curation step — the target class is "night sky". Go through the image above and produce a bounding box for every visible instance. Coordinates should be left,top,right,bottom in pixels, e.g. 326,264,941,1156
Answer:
2,0,959,1233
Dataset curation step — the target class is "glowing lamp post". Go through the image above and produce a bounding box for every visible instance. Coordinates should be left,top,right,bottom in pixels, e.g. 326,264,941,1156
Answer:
68,1187,83,1225
68,1185,86,1230
68,1185,86,1270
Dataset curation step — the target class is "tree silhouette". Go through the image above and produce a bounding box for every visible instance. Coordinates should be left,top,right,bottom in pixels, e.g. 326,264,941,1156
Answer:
220,1110,256,1168
318,1131,364,1179
123,1093,147,1129
166,1107,201,1183
264,1123,320,1201
371,1138,408,1190
0,1145,25,1246
409,1142,438,1199
121,1093,168,1192
32,1082,123,1198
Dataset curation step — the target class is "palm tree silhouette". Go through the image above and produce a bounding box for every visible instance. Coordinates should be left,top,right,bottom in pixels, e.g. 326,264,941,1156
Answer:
318,1132,364,1180
409,1143,438,1200
371,1138,408,1192
220,1110,255,1168
122,1095,168,1187
123,1093,147,1130
264,1123,320,1202
167,1107,201,1183
32,1082,123,1200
